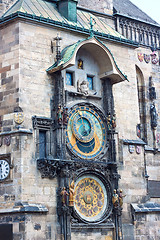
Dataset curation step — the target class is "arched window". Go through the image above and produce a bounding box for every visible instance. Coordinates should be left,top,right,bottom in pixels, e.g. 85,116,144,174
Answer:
136,66,147,141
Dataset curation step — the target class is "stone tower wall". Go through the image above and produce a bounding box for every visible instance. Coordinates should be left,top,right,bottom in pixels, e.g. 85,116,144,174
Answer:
0,22,20,133
78,0,113,15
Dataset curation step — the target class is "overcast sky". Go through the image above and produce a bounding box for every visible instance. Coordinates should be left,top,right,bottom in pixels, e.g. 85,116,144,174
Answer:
130,0,160,24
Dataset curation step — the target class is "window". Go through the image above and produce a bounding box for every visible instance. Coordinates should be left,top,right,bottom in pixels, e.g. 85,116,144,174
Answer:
87,76,93,90
32,116,53,160
39,130,46,159
66,72,73,86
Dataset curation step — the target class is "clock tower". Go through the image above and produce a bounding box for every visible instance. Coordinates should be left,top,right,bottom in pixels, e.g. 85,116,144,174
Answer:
36,36,127,240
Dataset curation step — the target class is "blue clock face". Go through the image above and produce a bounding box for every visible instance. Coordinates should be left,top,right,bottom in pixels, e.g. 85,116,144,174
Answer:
66,106,106,159
72,111,95,143
77,118,91,136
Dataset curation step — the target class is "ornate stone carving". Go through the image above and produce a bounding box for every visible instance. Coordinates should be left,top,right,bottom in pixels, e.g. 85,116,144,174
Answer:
37,159,60,178
37,158,113,180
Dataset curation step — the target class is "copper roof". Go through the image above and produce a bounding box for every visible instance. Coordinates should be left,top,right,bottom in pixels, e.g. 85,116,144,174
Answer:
2,0,126,39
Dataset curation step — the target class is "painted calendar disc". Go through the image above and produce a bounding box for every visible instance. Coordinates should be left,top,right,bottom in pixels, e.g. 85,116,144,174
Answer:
74,175,108,222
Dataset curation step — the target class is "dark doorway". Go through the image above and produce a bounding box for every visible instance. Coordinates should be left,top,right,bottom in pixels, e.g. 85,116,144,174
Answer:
0,224,13,240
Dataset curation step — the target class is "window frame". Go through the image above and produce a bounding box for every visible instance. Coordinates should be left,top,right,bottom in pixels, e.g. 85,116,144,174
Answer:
32,116,53,160
87,75,94,91
65,71,74,87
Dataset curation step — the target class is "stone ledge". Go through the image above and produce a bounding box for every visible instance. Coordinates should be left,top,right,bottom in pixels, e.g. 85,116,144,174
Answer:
0,129,33,136
122,139,146,145
0,202,48,214
66,90,102,99
131,202,160,213
144,145,160,153
71,222,114,231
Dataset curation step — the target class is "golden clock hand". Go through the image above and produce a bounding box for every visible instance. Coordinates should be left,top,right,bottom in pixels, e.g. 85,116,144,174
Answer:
78,111,86,132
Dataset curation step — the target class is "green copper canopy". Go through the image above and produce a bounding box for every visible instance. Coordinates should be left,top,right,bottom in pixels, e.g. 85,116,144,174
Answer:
2,0,126,39
46,36,128,84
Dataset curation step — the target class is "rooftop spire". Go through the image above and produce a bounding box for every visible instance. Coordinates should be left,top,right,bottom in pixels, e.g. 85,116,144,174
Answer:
89,16,96,37
54,33,62,61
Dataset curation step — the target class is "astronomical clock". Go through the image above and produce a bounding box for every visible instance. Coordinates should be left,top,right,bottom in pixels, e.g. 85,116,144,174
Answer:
65,103,112,224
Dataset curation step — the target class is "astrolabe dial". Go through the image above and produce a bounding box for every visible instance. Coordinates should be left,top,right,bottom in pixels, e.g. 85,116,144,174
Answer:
66,105,106,159
72,111,94,143
74,175,107,222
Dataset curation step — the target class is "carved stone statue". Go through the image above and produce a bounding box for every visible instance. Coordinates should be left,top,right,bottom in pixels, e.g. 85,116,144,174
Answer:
112,189,119,208
63,106,68,126
77,80,89,95
107,113,112,131
112,113,116,129
149,78,156,100
150,103,158,129
69,180,74,207
119,189,126,207
78,59,83,69
60,187,69,206
57,105,63,125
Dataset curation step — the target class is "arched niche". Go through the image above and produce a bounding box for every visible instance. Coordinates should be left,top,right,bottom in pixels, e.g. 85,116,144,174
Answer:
136,65,147,141
136,65,144,87
47,37,128,85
